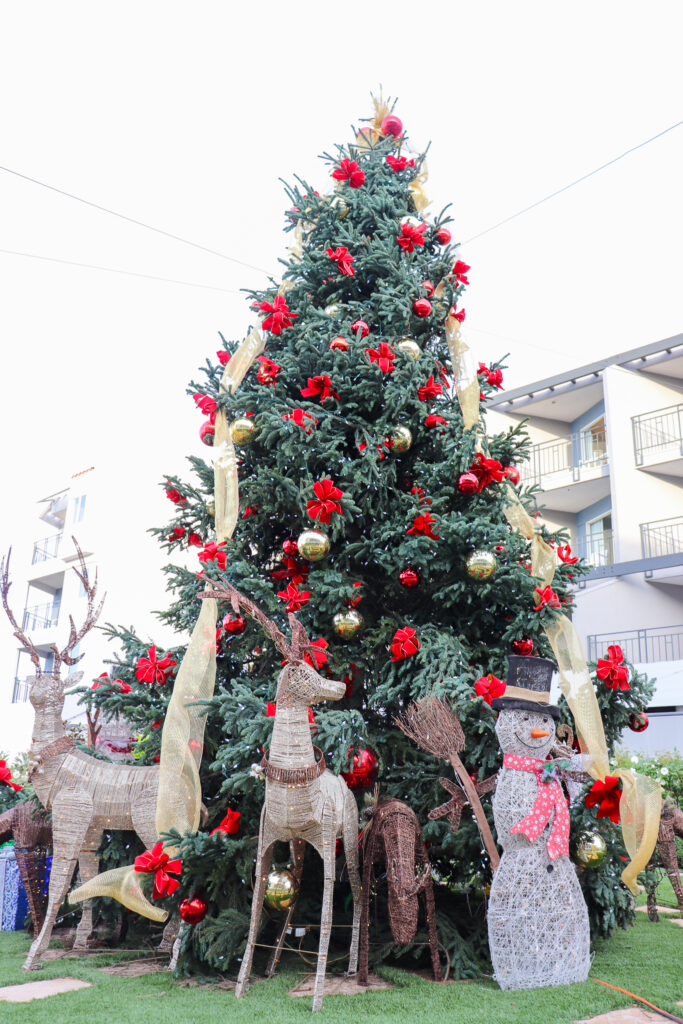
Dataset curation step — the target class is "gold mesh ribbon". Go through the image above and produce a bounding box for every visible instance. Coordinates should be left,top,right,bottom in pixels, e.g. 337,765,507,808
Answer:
446,315,481,432
408,165,431,215
501,486,661,894
70,331,262,919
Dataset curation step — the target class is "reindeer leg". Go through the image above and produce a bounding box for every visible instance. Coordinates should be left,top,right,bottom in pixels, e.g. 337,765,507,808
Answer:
417,840,443,982
235,809,274,999
14,844,47,937
659,836,683,916
312,804,336,1013
73,842,101,949
343,789,361,977
23,790,93,970
266,837,305,978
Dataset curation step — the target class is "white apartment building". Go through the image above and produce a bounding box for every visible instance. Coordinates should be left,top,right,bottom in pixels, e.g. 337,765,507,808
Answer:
1,464,178,759
487,334,683,754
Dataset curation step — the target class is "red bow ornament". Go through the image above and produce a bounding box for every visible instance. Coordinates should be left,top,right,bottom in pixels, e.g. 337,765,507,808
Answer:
585,775,622,823
259,296,297,335
0,759,22,792
557,544,579,564
134,842,182,900
217,350,230,365
198,541,228,571
452,260,471,285
469,453,504,490
135,646,177,686
503,754,571,859
425,414,449,431
277,582,311,612
326,246,355,277
417,375,443,402
303,638,329,669
477,363,503,389
256,356,282,386
386,154,414,172
300,375,339,403
332,158,365,188
407,513,439,539
390,627,420,662
596,645,629,691
307,478,343,523
365,342,396,373
165,486,187,506
474,673,506,705
533,585,561,611
450,306,466,323
283,408,318,432
397,222,427,253
210,808,241,837
168,526,185,542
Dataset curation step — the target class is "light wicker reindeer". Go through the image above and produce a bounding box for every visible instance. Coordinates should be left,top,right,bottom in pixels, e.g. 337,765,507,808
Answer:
199,581,361,1013
1,539,171,969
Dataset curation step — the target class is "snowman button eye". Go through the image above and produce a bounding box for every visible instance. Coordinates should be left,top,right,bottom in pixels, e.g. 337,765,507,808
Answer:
523,715,529,721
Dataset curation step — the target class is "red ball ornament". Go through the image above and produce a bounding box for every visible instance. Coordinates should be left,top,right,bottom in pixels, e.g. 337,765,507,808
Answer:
398,567,420,588
413,298,432,318
511,637,535,656
380,114,403,138
457,472,479,494
421,280,435,297
628,711,649,733
503,465,520,486
222,614,246,635
435,227,452,245
329,335,348,351
350,319,369,339
199,421,215,447
179,896,207,924
282,538,298,558
341,747,379,792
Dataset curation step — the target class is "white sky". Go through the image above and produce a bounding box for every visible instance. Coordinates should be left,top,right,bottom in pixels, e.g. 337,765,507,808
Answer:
1,1,682,671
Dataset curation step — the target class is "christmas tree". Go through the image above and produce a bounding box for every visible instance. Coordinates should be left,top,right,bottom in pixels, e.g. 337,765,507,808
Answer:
78,99,655,977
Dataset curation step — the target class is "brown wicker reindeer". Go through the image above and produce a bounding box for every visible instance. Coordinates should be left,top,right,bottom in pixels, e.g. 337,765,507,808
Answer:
199,580,361,1013
645,801,683,920
1,540,170,969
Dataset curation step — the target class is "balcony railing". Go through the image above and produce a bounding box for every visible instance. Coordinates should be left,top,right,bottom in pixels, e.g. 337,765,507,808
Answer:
12,677,31,703
578,529,614,567
22,602,60,631
632,403,683,466
587,625,683,664
640,515,683,559
32,533,63,564
521,429,608,487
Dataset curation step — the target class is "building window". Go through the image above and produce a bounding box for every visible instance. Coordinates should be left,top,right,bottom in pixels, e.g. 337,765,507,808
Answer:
580,417,607,466
73,495,87,523
586,513,613,566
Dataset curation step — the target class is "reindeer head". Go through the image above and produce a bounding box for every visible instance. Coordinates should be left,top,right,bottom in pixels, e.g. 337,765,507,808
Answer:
275,661,345,708
28,670,84,716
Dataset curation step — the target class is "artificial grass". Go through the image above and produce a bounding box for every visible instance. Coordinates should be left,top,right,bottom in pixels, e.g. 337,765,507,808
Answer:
0,915,680,1024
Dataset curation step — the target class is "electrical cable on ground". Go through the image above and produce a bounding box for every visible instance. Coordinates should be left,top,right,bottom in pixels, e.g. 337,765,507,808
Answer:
593,977,683,1023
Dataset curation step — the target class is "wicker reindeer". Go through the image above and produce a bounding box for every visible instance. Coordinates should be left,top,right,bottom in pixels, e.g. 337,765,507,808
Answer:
199,581,361,1013
359,796,442,985
1,540,171,969
645,802,683,920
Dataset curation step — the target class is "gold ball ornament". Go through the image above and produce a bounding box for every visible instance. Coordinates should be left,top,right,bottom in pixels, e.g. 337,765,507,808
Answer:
571,830,607,870
465,549,498,579
206,502,215,519
230,417,257,446
329,194,349,219
333,609,364,639
264,868,298,911
297,529,331,562
324,303,341,318
397,339,420,361
388,425,413,453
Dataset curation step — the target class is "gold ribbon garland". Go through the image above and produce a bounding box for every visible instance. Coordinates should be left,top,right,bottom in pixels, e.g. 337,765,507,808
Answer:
69,331,263,919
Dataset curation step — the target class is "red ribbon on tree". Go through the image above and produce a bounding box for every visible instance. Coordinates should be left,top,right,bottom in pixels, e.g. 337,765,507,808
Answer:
165,485,187,506
397,222,426,253
277,581,311,612
256,356,282,386
217,350,230,365
193,394,217,422
0,759,22,792
407,513,439,539
365,342,396,373
259,296,297,335
271,556,309,586
307,478,344,523
469,452,504,490
557,544,579,564
503,754,571,859
198,541,228,571
303,638,329,669
326,246,355,277
386,154,414,172
452,260,470,284
210,808,241,837
585,775,622,823
425,414,449,430
135,646,177,686
533,585,561,610
390,627,420,662
474,673,506,705
134,842,182,899
332,158,365,188
300,375,339,403
477,363,503,389
417,375,443,402
450,306,466,322
596,645,630,691
283,408,317,432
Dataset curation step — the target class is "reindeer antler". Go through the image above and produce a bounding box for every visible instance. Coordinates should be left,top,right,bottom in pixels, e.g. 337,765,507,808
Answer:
50,537,106,676
199,580,312,662
1,548,41,670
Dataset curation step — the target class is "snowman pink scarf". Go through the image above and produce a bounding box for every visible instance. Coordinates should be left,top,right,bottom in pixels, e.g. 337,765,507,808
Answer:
503,754,570,860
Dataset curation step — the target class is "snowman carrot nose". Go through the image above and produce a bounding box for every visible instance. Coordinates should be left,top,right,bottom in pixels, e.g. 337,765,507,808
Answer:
531,728,550,738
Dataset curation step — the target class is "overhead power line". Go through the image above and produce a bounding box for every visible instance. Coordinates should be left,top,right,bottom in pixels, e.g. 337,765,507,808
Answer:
462,117,683,244
0,164,271,275
0,248,238,293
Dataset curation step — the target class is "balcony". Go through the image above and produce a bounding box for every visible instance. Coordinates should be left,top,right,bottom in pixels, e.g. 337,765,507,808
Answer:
520,428,610,512
12,678,31,703
586,625,683,664
632,403,683,475
641,516,683,558
578,529,614,567
22,601,60,631
31,533,63,564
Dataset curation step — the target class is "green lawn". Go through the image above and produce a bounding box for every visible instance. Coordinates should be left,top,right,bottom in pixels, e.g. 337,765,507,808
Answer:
0,916,681,1024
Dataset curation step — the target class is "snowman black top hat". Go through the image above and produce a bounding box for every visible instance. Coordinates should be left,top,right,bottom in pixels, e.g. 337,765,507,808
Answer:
491,654,561,720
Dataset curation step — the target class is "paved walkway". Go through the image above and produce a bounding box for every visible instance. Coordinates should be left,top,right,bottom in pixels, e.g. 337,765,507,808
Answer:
0,977,91,1002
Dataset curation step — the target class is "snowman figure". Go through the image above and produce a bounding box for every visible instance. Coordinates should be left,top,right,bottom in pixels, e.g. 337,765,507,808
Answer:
487,655,591,990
